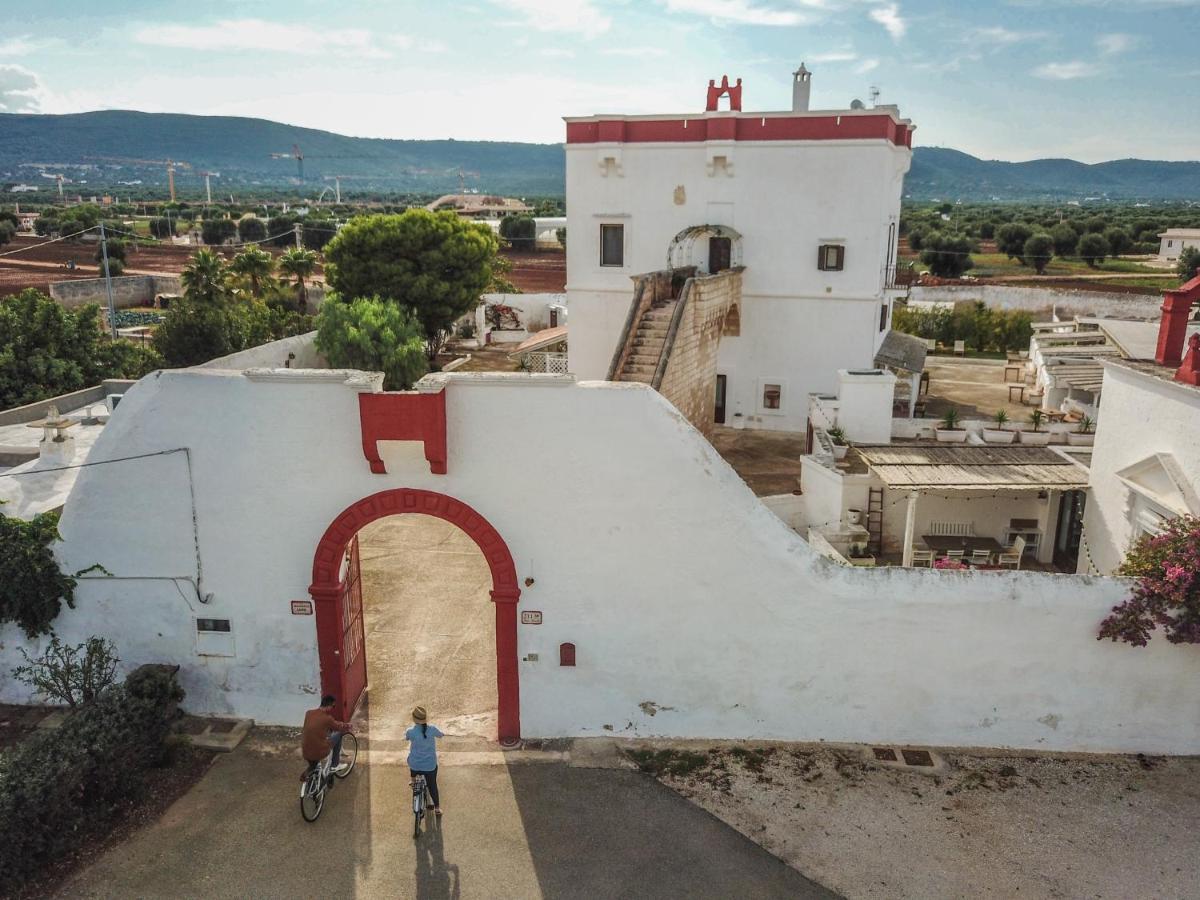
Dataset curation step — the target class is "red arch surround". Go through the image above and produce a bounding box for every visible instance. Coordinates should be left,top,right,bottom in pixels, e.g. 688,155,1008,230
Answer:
309,488,521,742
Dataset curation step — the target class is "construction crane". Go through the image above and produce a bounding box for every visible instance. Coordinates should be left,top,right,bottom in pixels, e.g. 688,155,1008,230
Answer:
85,156,191,202
270,144,304,181
453,167,481,193
197,171,220,205
321,174,373,204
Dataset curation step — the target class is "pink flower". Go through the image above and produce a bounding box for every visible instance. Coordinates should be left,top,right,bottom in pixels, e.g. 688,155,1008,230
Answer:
1165,564,1190,584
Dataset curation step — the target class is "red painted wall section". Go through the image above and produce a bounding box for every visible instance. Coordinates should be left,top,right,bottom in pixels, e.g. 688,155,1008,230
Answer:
358,390,447,475
1155,273,1200,367
566,114,911,146
705,76,743,111
1177,334,1200,386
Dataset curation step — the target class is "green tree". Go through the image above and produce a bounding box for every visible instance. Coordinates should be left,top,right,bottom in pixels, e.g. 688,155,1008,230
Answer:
153,298,246,367
1103,226,1131,257
1077,233,1109,267
499,214,536,251
1050,223,1079,258
323,210,498,358
200,218,237,246
314,296,429,390
278,247,319,313
149,217,175,240
996,223,1034,262
0,221,15,249
978,221,995,240
1083,215,1107,234
919,234,975,278
180,249,230,305
1176,246,1200,283
908,226,933,252
228,246,277,300
0,290,158,409
1023,233,1054,274
237,216,267,243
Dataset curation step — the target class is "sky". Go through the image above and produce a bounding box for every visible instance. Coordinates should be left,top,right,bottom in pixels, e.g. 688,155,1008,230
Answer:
1,0,1198,162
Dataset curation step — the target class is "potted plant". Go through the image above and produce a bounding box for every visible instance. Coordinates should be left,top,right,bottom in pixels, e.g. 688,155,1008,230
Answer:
982,409,1016,444
847,541,875,567
1067,415,1095,446
935,407,968,443
1020,408,1051,446
827,426,849,460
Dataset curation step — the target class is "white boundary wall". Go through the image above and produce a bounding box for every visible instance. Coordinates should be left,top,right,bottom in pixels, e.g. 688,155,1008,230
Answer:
1,369,1197,753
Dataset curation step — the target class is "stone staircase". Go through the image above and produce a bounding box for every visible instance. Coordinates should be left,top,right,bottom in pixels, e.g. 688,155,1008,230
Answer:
619,299,679,383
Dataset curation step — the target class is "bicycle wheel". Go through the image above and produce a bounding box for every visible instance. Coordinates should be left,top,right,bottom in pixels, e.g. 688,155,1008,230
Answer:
300,770,325,822
413,806,423,839
335,733,358,778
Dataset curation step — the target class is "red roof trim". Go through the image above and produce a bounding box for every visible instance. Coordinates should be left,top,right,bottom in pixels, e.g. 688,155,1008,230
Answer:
566,114,912,147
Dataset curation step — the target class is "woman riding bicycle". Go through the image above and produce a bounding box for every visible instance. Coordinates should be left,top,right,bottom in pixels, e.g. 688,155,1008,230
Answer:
406,706,444,815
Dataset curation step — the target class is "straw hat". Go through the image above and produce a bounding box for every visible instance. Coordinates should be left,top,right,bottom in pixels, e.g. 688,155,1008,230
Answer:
412,706,427,723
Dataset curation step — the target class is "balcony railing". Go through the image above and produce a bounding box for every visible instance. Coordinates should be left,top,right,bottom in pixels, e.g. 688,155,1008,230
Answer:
884,263,917,291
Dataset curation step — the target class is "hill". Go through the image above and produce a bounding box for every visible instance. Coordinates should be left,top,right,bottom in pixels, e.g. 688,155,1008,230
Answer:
2,110,1198,201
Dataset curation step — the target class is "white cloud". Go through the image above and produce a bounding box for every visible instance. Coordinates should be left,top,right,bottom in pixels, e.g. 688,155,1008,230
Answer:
0,37,48,57
808,47,859,63
489,0,612,37
131,19,399,58
869,3,906,40
854,57,880,74
0,64,42,112
539,48,576,58
603,46,670,58
1034,60,1100,79
662,0,811,27
1096,32,1135,54
970,26,1046,45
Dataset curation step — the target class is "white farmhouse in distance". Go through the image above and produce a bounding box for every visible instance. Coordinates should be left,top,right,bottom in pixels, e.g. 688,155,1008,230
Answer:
563,66,915,432
1157,228,1200,261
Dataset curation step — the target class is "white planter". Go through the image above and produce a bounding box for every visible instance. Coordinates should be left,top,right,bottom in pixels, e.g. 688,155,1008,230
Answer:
1019,431,1051,446
1066,432,1095,446
982,428,1016,444
848,555,876,567
731,415,746,431
935,428,968,443
846,508,863,526
832,444,849,460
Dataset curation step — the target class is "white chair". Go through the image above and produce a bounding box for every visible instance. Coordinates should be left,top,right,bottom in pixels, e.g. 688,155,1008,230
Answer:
944,549,965,562
997,536,1026,569
953,340,966,356
910,549,934,568
969,549,993,566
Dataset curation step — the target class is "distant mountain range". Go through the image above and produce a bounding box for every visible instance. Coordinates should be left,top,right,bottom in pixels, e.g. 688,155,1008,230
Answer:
2,111,1198,201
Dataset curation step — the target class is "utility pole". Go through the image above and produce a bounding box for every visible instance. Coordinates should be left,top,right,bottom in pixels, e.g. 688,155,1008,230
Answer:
294,222,302,249
99,222,118,339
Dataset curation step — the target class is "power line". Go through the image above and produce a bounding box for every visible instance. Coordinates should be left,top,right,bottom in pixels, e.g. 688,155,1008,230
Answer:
0,227,97,258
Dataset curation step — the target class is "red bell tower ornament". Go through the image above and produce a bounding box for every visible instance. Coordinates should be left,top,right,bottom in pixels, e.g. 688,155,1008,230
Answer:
706,75,743,112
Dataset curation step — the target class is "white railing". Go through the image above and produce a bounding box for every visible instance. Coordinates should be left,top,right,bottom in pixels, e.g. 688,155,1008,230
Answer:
526,352,568,374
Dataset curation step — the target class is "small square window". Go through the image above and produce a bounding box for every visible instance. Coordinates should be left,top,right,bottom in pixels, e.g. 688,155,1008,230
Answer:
197,618,231,633
600,224,624,267
818,244,845,271
763,384,782,410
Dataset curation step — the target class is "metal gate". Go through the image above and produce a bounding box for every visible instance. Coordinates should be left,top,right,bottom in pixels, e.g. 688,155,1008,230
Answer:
339,535,367,720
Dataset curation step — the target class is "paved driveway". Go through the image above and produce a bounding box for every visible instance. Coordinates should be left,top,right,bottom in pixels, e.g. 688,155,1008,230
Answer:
57,747,834,899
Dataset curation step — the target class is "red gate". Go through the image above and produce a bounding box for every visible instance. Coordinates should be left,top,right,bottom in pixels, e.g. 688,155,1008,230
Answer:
339,535,367,719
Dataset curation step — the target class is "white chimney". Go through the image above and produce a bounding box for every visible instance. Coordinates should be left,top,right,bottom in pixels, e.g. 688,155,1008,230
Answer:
792,63,812,112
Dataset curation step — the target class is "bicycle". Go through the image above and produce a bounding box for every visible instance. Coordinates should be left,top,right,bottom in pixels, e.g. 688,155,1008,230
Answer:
300,732,358,823
412,773,434,838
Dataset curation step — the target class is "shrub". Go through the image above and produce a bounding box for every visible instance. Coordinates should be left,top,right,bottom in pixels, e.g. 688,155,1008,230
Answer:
1099,516,1200,646
920,234,974,278
314,295,429,390
149,217,175,240
499,214,536,251
12,634,119,708
1177,246,1200,283
200,218,237,246
0,511,76,638
0,665,184,889
237,216,267,243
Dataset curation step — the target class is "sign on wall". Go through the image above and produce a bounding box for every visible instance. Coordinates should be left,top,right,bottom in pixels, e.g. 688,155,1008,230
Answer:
291,600,314,616
520,610,543,625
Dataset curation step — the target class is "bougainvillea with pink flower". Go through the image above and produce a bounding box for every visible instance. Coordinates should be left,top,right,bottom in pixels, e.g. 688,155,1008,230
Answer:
1098,516,1200,646
933,557,969,570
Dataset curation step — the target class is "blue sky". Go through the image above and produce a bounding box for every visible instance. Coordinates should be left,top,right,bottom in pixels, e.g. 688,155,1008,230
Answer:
1,0,1197,162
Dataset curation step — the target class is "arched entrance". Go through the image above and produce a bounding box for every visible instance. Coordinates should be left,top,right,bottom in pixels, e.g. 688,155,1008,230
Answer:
309,488,521,742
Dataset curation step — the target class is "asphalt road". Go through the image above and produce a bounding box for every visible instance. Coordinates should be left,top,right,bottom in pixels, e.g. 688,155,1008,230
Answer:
56,749,835,899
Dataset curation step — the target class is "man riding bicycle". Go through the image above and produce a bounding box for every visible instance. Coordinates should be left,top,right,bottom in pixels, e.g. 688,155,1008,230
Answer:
302,694,353,778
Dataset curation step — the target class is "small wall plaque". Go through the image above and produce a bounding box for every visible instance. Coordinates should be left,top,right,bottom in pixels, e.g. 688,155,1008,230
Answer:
291,600,313,616
520,610,543,625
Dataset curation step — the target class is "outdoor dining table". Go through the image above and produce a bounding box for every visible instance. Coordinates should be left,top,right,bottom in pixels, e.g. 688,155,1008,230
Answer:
922,536,1007,559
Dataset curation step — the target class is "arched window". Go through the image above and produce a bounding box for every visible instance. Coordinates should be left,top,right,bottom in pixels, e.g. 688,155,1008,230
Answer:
559,642,576,667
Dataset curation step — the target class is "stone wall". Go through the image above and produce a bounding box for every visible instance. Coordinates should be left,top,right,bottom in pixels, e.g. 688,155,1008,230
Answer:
910,284,1161,320
658,268,741,436
49,275,182,309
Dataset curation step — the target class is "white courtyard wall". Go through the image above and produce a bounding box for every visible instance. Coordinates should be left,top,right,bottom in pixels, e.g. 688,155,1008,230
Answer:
1081,363,1200,574
1,369,1197,754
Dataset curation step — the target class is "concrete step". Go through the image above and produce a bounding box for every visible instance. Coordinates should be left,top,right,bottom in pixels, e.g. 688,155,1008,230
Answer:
623,373,654,384
627,353,662,367
623,364,657,377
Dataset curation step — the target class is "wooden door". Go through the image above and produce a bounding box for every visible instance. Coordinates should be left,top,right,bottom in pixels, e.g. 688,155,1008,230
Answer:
709,237,732,274
339,535,367,720
714,374,727,424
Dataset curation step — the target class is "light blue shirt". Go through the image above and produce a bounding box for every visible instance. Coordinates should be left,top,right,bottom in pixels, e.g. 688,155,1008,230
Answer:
405,724,444,770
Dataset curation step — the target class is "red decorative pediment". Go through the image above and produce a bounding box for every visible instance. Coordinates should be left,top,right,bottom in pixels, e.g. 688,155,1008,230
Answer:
358,390,447,474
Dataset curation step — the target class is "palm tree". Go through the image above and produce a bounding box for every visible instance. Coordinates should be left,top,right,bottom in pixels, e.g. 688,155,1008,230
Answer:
228,246,277,300
180,248,229,305
278,247,318,313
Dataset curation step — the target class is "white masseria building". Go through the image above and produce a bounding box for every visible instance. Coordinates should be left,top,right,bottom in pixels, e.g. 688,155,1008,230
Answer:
564,67,914,432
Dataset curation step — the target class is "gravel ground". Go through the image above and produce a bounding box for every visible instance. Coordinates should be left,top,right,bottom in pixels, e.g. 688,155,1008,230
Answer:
632,744,1200,899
